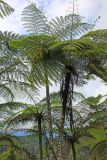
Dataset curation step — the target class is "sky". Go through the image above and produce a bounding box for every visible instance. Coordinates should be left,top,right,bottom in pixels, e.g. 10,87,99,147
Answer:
1,0,107,33
0,0,107,99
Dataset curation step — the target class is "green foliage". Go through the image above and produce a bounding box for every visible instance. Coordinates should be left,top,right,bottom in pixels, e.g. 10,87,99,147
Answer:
1,2,107,160
10,34,58,60
0,102,30,113
21,3,93,40
49,14,93,40
0,0,14,18
0,149,13,160
82,29,107,43
21,3,49,34
0,84,14,101
0,134,34,160
10,34,65,86
90,139,107,160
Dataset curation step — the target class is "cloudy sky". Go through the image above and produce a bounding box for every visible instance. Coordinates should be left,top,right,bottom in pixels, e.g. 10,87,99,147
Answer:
1,0,107,33
1,0,107,99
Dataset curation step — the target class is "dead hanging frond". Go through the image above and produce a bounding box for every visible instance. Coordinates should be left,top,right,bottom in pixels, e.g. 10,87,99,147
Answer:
60,65,78,116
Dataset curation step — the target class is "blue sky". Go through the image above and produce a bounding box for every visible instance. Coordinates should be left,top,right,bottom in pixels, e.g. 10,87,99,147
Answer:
1,0,107,99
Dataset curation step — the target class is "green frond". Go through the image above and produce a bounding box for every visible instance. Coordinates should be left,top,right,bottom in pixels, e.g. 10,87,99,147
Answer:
89,109,107,121
0,0,14,18
0,134,20,145
0,102,30,113
10,34,64,86
21,3,49,34
0,31,21,42
49,38,95,60
0,134,33,160
73,91,86,102
90,140,107,160
88,63,107,82
5,106,43,129
79,94,107,111
10,34,58,60
0,84,14,101
49,14,93,40
82,29,107,43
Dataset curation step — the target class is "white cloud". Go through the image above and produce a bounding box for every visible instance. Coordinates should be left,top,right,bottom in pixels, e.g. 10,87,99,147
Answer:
76,78,107,97
96,0,107,29
78,0,101,18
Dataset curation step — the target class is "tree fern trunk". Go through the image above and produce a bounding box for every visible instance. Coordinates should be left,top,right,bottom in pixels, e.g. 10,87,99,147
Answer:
46,82,53,144
45,76,57,160
70,107,77,160
38,117,43,160
57,111,65,160
71,142,76,160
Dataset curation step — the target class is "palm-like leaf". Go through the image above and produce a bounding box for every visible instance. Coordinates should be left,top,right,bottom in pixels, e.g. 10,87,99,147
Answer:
90,140,107,160
0,0,14,18
0,84,14,101
0,101,30,113
0,31,38,102
0,134,34,159
21,3,49,34
10,34,65,86
74,95,107,138
21,3,93,40
49,14,93,40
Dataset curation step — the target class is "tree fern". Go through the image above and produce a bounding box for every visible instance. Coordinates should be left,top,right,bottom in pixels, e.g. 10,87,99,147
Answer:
10,34,65,86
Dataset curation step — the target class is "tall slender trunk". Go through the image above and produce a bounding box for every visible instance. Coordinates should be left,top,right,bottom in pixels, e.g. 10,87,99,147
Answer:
46,82,54,149
38,117,43,160
58,64,77,160
11,149,15,160
45,75,58,160
57,66,72,160
57,110,65,160
70,97,77,160
71,142,76,160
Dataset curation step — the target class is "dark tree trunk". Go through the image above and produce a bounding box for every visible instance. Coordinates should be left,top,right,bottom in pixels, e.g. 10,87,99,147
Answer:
38,117,43,160
71,142,76,160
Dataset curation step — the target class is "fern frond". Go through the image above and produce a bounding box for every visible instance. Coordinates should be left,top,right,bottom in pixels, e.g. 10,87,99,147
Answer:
5,106,43,129
0,134,33,159
49,14,93,40
82,29,107,43
0,0,14,18
0,84,14,101
21,3,49,34
0,102,30,113
10,34,57,59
